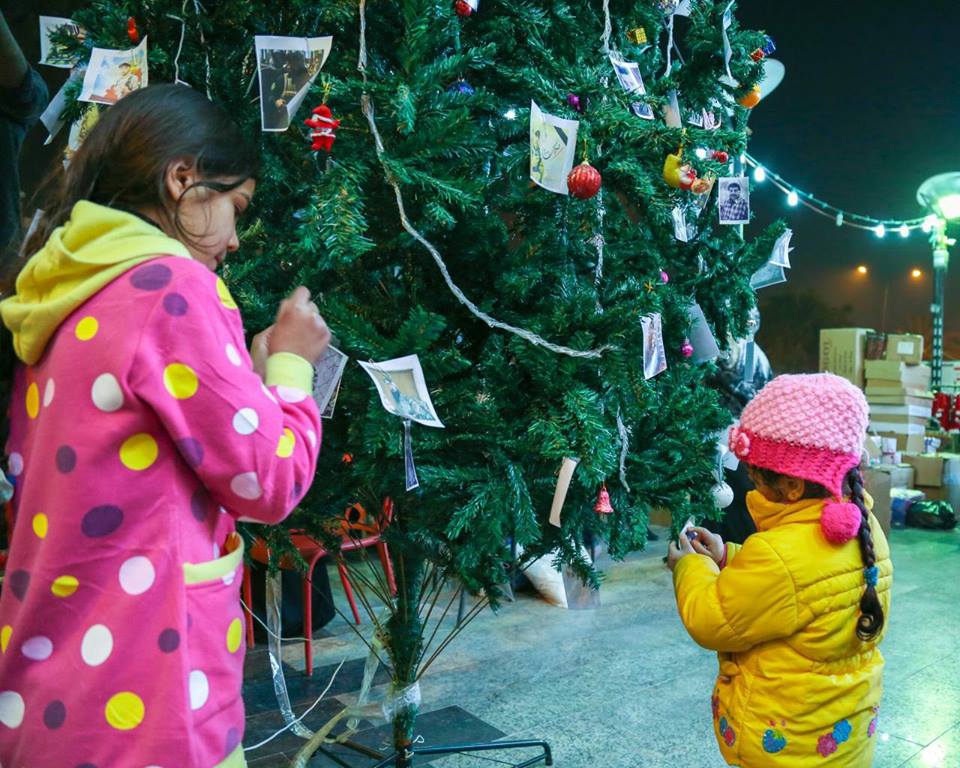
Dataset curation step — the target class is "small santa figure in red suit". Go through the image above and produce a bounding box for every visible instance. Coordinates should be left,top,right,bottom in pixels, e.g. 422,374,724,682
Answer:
304,104,340,152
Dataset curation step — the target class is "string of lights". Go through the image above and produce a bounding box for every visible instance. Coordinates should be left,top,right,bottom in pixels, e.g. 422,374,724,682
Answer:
742,153,938,238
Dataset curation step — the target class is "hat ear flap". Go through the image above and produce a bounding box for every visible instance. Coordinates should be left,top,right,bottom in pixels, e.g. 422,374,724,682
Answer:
821,501,861,544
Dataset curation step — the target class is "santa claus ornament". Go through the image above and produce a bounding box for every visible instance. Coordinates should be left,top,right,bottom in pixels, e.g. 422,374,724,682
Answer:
304,104,340,153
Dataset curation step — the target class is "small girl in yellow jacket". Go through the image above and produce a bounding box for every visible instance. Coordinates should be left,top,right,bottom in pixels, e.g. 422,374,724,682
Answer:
668,373,892,767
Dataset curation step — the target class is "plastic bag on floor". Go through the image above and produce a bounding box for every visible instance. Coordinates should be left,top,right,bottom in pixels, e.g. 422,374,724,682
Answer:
906,500,958,531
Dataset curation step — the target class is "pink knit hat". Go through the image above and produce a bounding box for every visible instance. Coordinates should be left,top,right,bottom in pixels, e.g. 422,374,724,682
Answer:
730,373,869,541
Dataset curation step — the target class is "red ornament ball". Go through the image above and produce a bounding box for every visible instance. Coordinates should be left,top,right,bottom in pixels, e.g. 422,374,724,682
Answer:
454,0,474,16
711,150,729,163
681,340,694,358
567,161,602,200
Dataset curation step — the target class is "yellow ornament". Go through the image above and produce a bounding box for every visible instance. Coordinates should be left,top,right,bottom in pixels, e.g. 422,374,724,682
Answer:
627,27,647,45
663,147,697,190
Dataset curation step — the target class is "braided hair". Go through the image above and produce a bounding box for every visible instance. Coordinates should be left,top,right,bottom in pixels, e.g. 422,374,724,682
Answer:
845,466,884,641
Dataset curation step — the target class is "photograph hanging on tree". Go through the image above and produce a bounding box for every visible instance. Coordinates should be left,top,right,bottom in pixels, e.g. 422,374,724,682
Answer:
686,303,722,363
255,35,333,131
313,345,348,418
641,313,668,380
529,100,579,194
359,355,445,428
609,55,654,119
717,177,750,224
78,38,148,105
38,16,85,68
63,106,99,168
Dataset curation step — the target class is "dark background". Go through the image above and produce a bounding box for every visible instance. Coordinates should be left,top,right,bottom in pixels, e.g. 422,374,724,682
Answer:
6,1,960,371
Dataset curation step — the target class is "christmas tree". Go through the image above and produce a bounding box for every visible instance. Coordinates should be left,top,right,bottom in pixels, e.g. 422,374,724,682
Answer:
50,0,783,762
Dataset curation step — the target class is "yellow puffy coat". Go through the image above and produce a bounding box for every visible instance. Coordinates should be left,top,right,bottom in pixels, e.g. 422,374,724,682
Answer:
673,492,892,767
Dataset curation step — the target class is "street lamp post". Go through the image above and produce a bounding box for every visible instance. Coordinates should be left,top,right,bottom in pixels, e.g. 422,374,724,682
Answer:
917,173,960,391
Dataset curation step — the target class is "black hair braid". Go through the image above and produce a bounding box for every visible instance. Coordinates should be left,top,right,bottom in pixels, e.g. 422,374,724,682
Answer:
847,466,884,641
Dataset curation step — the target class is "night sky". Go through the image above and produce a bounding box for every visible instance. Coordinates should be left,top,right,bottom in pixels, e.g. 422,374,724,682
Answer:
737,1,960,349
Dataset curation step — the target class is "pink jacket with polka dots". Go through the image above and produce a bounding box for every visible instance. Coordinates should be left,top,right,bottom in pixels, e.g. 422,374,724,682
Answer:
0,204,321,767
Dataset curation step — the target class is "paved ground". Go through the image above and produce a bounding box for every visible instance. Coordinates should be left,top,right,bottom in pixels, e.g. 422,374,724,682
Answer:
242,525,960,767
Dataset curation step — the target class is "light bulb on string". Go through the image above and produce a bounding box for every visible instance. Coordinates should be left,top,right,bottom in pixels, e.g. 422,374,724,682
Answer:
836,212,844,226
899,224,910,238
504,108,517,120
753,166,766,182
787,190,798,206
922,214,938,233
695,148,707,160
874,224,886,238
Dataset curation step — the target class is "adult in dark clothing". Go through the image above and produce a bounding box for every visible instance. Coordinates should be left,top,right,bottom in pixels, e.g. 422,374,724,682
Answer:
0,11,48,261
705,311,773,544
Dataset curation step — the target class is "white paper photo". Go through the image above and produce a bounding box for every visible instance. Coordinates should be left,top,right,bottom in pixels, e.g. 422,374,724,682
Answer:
313,346,348,418
718,177,750,225
641,313,668,380
359,355,444,428
663,89,682,128
255,35,333,132
687,303,721,363
750,261,787,290
78,38,148,105
40,70,82,144
672,205,698,242
39,16,85,69
609,56,653,120
530,100,579,195
770,228,793,268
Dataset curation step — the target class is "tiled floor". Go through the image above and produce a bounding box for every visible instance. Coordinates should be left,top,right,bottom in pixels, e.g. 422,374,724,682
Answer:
242,526,960,767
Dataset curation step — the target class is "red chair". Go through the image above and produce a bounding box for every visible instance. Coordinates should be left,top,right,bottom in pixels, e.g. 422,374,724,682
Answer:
241,498,396,676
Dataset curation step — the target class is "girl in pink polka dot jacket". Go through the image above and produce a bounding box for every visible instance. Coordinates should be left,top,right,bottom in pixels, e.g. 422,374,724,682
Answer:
0,85,330,767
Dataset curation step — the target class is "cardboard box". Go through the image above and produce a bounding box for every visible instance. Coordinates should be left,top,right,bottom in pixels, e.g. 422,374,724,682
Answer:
872,464,916,489
869,404,934,420
884,334,925,365
865,384,932,398
901,453,960,488
867,395,934,409
820,328,872,389
864,360,931,387
862,466,892,538
878,432,926,453
870,420,927,435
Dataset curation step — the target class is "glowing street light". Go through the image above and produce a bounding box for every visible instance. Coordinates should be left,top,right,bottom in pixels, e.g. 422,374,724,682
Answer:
917,172,960,390
857,265,869,275
912,268,924,279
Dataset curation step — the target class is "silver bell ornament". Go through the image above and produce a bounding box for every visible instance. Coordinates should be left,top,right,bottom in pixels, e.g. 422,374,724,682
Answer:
712,481,734,509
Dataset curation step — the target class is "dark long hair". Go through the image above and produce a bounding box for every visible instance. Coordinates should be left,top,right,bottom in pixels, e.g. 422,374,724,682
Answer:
18,83,259,269
0,84,258,449
750,465,885,641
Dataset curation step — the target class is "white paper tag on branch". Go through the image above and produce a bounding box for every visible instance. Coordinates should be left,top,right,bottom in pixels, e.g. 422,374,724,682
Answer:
687,303,720,363
770,228,793,268
663,89,683,128
549,457,580,528
641,313,668,380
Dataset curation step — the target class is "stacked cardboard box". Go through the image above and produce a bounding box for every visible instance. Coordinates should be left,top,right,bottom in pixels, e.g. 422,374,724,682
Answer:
819,328,873,389
902,453,960,511
863,336,932,454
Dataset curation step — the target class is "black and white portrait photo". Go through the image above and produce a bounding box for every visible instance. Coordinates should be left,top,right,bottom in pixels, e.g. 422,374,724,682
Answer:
718,177,750,225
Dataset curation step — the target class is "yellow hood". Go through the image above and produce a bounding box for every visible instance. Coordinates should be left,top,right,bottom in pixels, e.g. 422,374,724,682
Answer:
0,201,190,365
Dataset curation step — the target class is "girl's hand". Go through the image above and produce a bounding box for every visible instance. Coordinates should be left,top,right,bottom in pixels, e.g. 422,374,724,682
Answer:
690,527,725,565
268,286,330,365
667,534,695,572
250,325,273,381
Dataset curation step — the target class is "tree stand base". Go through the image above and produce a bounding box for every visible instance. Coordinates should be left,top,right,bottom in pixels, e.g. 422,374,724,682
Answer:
369,738,553,768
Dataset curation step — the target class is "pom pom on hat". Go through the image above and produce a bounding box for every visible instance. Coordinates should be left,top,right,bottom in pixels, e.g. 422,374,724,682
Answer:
821,501,861,544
